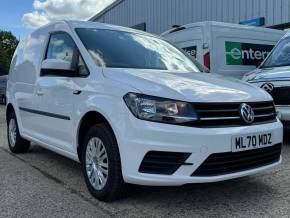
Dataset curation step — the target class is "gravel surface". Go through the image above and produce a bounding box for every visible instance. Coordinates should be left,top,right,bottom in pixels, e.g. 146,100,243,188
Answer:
0,105,289,218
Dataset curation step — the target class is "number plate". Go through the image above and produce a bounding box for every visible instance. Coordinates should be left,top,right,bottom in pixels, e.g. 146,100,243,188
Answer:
232,132,273,152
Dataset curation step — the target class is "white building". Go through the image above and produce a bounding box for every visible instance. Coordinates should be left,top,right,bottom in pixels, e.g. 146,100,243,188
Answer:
90,0,290,34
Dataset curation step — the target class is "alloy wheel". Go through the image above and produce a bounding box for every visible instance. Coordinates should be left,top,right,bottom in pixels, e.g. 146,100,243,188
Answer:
85,137,109,190
8,118,17,147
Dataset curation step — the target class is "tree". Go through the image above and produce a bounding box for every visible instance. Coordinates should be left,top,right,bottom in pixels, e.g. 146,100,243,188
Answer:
0,31,19,75
0,45,9,75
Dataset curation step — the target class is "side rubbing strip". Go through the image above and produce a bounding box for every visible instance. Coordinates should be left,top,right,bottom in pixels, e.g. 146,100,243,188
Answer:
19,107,70,120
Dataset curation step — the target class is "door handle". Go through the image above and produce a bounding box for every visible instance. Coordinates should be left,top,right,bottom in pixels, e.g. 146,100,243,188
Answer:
73,90,82,95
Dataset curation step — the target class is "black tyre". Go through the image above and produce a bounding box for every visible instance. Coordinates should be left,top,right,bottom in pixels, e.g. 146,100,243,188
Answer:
81,123,130,202
7,111,30,153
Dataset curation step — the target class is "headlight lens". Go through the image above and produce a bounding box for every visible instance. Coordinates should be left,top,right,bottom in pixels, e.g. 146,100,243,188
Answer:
123,93,198,124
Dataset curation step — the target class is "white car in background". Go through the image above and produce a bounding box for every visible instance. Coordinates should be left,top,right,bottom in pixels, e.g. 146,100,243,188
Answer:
6,21,283,202
243,32,290,126
0,75,7,104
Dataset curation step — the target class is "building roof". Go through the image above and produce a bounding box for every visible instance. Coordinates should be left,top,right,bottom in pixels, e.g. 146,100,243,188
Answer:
89,0,124,21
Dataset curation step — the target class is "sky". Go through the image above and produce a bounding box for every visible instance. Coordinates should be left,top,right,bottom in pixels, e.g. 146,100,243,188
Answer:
0,0,115,39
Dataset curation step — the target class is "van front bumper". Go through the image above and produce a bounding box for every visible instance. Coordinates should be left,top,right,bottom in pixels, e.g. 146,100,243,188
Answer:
116,115,283,186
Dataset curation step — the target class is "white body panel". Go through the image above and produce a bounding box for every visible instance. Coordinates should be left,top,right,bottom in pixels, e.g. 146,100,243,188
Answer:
161,21,285,79
6,21,283,186
34,76,75,151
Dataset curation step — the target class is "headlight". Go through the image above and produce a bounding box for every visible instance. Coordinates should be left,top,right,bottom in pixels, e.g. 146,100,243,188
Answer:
123,93,198,124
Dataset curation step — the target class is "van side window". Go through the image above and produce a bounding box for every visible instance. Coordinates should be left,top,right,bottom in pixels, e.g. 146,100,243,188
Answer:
46,33,75,62
43,32,89,77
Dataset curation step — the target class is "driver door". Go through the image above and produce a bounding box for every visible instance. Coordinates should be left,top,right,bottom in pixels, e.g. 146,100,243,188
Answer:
34,32,85,152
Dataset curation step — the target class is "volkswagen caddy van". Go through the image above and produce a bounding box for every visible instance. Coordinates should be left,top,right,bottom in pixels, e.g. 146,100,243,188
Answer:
6,21,283,201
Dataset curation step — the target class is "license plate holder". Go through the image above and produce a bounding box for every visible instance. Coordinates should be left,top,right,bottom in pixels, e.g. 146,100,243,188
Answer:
232,132,273,152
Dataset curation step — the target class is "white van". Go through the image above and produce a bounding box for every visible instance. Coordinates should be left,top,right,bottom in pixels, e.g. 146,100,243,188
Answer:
161,21,285,79
243,31,290,126
6,21,283,202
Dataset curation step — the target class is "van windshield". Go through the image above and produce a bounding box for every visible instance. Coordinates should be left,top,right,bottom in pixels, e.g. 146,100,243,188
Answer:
75,28,202,72
261,37,290,68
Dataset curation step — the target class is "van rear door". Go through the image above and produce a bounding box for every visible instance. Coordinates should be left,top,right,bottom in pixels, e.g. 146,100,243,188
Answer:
211,25,284,78
162,27,204,64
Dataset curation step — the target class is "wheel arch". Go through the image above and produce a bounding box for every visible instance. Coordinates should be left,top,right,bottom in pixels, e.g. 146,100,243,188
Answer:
76,110,117,162
6,103,15,121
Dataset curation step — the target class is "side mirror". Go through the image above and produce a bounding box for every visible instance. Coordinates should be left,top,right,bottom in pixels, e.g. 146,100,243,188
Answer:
41,59,75,77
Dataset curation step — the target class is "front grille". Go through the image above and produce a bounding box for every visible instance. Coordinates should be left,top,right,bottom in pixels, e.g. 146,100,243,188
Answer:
269,87,290,106
191,143,282,177
193,101,276,127
139,151,191,175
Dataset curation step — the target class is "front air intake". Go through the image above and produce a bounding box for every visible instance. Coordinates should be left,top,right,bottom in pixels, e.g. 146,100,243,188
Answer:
191,144,282,177
139,151,191,175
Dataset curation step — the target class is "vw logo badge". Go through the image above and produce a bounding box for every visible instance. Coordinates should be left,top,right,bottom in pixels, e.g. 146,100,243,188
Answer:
239,103,255,124
261,83,274,93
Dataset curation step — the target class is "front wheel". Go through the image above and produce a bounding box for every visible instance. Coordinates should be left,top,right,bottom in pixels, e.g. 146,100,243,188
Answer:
7,111,30,153
81,124,130,202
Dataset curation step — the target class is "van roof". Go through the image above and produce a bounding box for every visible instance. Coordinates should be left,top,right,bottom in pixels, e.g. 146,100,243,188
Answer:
161,21,285,36
28,20,156,39
281,30,290,38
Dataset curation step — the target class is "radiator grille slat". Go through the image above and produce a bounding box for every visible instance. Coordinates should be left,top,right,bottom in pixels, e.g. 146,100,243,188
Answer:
193,101,276,127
